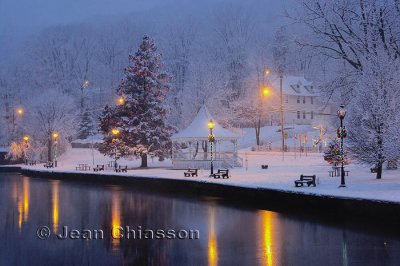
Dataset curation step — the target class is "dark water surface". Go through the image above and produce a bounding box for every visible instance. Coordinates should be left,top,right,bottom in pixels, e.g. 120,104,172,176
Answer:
0,172,399,266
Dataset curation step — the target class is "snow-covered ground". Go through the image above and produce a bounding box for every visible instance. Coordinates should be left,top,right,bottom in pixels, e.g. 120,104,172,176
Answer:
237,124,321,149
19,148,400,204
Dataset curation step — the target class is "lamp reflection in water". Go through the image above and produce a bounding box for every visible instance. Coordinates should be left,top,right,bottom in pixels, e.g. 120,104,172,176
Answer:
259,210,276,266
111,188,121,249
208,205,218,266
52,180,60,233
16,177,30,231
23,177,30,222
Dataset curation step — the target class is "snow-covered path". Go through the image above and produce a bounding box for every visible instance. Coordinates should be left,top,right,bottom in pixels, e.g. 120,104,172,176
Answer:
21,148,400,203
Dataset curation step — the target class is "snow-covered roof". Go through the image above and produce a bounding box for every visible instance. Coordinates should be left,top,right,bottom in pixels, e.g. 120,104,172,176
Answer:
172,105,239,141
270,76,318,97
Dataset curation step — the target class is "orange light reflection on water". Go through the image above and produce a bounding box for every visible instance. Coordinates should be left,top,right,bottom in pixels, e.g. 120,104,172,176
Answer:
208,205,218,266
52,180,60,233
111,189,121,249
260,210,275,266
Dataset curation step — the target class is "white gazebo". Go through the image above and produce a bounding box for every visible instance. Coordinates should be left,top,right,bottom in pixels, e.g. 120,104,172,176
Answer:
171,105,241,169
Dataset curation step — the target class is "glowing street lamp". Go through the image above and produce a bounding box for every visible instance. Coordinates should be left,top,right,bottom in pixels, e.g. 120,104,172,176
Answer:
112,129,120,171
262,87,271,97
208,120,215,176
53,133,59,167
17,108,24,116
117,97,125,105
337,105,347,188
112,129,120,136
23,136,29,165
265,69,271,76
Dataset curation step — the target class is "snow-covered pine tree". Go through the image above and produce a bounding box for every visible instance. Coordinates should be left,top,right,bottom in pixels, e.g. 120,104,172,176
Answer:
77,107,94,140
99,35,175,167
98,105,131,158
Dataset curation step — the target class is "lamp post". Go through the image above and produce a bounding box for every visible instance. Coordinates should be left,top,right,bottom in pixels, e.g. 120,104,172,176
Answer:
53,133,59,167
10,108,24,142
23,136,29,165
80,79,90,110
112,129,120,171
337,105,347,187
208,120,215,176
279,73,285,160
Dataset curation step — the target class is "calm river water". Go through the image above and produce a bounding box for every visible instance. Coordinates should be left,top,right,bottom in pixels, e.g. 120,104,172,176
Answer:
0,172,399,266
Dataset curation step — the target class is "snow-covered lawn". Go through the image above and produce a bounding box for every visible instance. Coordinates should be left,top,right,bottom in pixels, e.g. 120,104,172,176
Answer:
21,148,400,203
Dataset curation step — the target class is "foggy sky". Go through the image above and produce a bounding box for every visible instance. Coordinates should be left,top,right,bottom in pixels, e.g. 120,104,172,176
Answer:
0,0,175,35
0,0,290,37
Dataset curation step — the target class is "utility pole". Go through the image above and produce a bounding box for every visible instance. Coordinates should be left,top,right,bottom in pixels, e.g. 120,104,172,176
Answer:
279,73,285,160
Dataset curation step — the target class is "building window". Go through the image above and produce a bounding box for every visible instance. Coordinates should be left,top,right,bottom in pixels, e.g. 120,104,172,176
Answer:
297,97,300,104
285,95,288,104
303,111,306,119
311,97,314,104
311,111,314,119
297,111,300,119
303,97,306,104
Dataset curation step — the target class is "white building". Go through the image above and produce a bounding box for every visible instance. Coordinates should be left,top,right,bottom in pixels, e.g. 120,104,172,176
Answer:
269,76,330,125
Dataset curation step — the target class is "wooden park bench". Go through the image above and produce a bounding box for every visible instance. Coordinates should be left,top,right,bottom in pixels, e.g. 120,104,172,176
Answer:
75,163,90,171
93,164,105,172
43,161,54,168
184,168,198,177
294,174,316,187
261,165,269,169
212,169,229,179
115,165,128,172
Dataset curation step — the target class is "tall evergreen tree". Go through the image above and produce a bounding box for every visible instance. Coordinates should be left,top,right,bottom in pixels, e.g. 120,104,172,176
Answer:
99,35,175,167
77,107,94,139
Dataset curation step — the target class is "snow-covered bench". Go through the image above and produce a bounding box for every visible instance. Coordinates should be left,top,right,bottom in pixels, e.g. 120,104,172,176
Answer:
93,164,105,172
44,161,54,168
76,164,90,171
294,174,316,187
184,168,198,177
115,165,127,172
212,169,229,179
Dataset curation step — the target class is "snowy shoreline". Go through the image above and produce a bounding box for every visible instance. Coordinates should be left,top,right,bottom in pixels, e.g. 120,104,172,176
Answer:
2,164,400,226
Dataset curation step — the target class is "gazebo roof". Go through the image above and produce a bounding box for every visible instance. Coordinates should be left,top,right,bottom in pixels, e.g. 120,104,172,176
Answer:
172,105,239,141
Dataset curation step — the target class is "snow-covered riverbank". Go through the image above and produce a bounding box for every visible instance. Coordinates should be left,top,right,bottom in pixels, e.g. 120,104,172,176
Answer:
14,148,400,204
